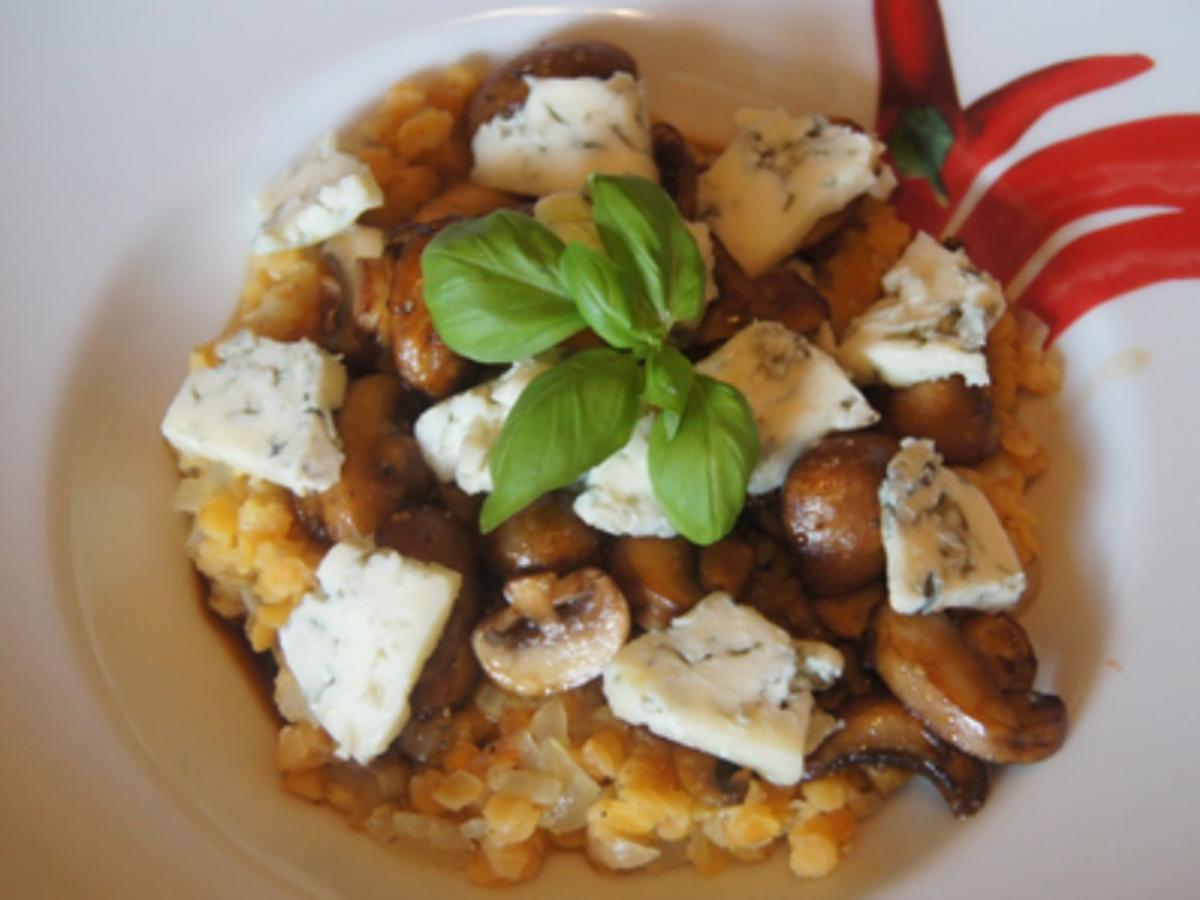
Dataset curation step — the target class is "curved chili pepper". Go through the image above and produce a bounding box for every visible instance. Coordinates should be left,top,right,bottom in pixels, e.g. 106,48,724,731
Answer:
1020,210,1200,340
964,55,1153,165
957,116,1200,283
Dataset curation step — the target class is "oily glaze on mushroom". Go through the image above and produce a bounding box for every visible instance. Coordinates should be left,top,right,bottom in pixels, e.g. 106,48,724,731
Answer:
805,694,988,817
472,568,631,697
871,604,1067,764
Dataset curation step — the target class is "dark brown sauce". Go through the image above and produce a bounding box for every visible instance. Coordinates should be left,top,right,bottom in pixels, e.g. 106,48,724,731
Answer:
190,568,282,725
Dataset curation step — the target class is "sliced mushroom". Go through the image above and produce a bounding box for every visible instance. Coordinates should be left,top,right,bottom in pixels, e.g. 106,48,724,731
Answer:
959,612,1037,692
484,491,602,578
741,549,830,639
472,569,630,697
805,694,988,818
651,122,699,219
608,537,702,631
872,605,1067,764
695,241,829,347
413,182,517,224
319,374,433,541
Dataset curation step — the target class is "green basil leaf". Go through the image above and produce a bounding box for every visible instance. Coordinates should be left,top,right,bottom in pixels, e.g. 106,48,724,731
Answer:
887,106,955,203
588,173,706,326
558,241,661,351
421,210,585,363
481,348,642,532
642,345,694,440
648,375,758,545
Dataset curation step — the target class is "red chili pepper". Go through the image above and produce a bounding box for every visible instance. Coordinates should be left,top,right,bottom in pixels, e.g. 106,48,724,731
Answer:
964,55,1152,165
1020,210,1200,340
956,116,1200,283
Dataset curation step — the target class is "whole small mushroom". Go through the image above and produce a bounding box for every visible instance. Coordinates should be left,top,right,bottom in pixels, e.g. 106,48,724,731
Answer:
472,568,631,697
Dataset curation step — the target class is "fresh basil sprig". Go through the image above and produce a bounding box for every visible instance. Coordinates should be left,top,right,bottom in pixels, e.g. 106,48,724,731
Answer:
421,173,758,544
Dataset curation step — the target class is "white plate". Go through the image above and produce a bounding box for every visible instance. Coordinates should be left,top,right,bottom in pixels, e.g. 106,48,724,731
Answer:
3,0,1198,896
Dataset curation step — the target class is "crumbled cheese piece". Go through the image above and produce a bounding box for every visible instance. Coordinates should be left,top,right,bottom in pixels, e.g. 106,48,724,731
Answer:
413,359,549,495
698,110,886,277
696,321,878,494
575,321,878,537
253,133,384,254
880,438,1026,614
471,73,658,196
161,330,347,495
279,540,461,764
837,232,1007,387
573,416,675,538
603,593,824,785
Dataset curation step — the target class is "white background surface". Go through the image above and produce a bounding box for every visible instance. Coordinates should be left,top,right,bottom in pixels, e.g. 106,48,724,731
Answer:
2,1,1198,897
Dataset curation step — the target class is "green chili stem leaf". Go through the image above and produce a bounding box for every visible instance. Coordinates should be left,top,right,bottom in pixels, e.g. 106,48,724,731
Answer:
588,173,706,326
481,348,642,532
642,345,694,439
647,375,758,545
558,241,661,351
887,106,955,203
421,210,584,363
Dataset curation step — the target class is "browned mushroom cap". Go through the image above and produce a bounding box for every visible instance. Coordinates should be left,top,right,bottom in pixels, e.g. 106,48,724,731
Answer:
484,491,602,578
805,694,988,818
782,433,899,596
318,374,433,541
355,227,475,399
464,40,639,139
608,537,702,631
472,569,631,697
651,122,699,219
872,605,1067,764
871,375,1000,466
959,612,1037,692
695,241,829,347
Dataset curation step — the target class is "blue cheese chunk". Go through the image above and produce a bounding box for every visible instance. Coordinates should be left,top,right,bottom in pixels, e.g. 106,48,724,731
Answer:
698,110,887,277
696,321,878,494
161,330,347,495
279,540,462,764
880,439,1026,614
573,417,674,538
575,321,878,537
413,359,548,495
837,232,1006,388
603,593,830,785
253,133,384,255
471,73,657,196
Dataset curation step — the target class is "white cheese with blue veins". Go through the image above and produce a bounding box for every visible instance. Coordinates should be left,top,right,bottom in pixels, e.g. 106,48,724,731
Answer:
161,330,347,495
253,132,384,255
413,358,549,495
602,593,842,785
837,232,1007,388
880,438,1026,615
698,110,888,277
696,320,878,494
574,320,878,536
278,539,462,764
573,416,675,538
471,73,658,196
